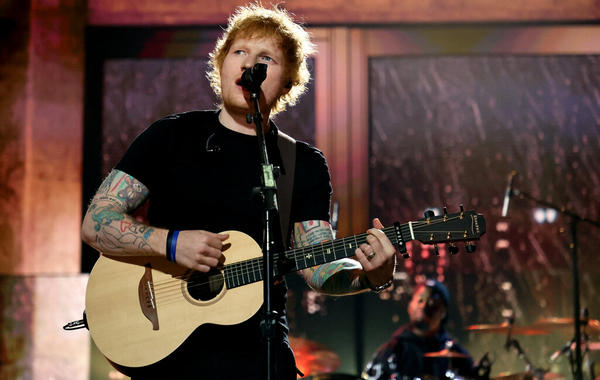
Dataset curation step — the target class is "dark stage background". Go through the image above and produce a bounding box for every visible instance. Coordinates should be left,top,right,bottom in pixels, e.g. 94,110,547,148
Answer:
84,27,600,377
368,54,600,375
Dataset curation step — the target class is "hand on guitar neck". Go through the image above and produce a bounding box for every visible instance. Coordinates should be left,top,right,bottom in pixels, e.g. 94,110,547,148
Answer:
353,218,397,290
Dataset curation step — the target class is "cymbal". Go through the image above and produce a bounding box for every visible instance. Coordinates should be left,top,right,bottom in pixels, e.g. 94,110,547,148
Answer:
424,348,470,358
493,372,564,380
589,342,600,350
289,337,341,376
534,317,600,333
465,323,548,336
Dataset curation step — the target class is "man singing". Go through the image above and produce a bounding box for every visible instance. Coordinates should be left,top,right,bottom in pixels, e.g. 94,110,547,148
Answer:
82,4,396,379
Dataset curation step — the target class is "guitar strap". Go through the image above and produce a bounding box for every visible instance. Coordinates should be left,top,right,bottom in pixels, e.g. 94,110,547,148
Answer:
276,130,296,248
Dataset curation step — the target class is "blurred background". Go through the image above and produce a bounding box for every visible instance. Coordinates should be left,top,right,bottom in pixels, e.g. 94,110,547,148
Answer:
1,1,599,379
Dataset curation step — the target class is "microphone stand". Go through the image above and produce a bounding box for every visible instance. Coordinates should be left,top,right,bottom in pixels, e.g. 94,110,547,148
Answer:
509,187,600,380
504,314,547,380
246,89,285,380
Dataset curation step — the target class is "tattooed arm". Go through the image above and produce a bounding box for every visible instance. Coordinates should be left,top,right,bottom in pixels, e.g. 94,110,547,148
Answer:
294,219,397,295
81,169,227,272
294,220,365,295
81,169,163,256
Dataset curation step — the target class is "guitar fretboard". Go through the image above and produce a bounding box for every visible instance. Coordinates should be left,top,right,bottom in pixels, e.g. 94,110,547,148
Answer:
220,210,484,290
223,225,404,290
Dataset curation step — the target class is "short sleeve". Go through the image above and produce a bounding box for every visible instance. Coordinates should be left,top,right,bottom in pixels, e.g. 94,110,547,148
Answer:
290,142,332,223
114,118,171,191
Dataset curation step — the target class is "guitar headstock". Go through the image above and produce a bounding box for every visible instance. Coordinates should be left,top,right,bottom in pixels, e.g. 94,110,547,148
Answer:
410,207,486,255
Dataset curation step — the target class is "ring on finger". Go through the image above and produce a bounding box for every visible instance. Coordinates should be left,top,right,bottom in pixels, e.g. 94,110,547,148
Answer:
367,251,376,260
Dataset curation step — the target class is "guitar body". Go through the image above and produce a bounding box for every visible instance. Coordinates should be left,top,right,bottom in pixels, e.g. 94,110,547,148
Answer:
85,230,264,369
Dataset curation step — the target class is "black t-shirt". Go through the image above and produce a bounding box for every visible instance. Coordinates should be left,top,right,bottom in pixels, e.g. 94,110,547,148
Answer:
114,110,332,379
363,324,474,380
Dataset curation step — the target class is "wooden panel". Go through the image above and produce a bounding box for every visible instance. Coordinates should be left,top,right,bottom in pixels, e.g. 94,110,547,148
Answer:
0,0,29,274
0,275,89,379
87,0,600,26
21,2,85,274
0,0,85,275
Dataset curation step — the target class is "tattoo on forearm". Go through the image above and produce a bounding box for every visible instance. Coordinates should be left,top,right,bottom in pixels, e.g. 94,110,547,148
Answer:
95,224,153,251
293,221,333,248
90,203,155,252
294,221,364,295
306,260,364,295
90,203,124,232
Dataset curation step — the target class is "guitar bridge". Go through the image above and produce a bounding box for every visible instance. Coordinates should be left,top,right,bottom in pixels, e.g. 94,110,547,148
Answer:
138,265,159,330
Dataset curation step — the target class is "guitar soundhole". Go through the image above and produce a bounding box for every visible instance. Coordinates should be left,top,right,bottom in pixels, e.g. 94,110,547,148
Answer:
186,269,225,301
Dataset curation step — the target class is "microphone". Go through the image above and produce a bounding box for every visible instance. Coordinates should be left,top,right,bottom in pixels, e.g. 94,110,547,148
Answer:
240,63,267,93
501,170,518,217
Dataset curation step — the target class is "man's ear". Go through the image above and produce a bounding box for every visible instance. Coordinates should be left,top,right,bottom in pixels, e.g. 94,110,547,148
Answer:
279,81,292,97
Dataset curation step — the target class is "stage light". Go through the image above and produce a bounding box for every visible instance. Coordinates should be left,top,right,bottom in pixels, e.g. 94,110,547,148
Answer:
533,207,558,224
545,208,558,223
496,221,509,232
533,208,546,223
495,239,510,250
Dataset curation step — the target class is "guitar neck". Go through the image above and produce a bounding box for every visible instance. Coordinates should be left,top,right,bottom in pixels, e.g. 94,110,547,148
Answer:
281,225,403,272
222,224,407,290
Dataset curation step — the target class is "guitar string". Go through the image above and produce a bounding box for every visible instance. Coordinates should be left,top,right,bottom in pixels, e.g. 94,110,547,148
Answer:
149,215,472,296
141,217,476,306
150,226,386,290
146,215,474,301
149,224,395,292
148,216,473,300
145,234,445,305
151,213,472,291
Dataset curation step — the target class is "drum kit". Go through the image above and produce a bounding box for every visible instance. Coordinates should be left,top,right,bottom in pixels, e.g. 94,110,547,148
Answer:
465,316,600,380
291,316,600,380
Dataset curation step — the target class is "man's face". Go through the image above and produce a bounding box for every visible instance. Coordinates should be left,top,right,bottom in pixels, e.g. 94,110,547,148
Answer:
219,35,289,116
407,285,446,333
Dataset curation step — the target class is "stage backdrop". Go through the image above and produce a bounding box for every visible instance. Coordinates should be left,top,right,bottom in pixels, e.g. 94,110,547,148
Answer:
367,54,600,375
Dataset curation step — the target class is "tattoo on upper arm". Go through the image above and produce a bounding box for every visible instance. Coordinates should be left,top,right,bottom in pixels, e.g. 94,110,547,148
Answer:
86,170,154,253
96,170,149,211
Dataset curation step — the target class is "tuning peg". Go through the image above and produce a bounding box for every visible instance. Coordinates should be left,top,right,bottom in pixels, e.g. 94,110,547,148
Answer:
424,210,435,219
465,242,476,253
433,244,440,256
448,243,459,255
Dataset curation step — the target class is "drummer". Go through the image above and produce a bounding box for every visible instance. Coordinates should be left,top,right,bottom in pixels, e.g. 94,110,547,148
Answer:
363,279,475,379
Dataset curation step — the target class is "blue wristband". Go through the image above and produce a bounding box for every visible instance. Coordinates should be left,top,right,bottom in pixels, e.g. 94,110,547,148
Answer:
166,230,179,262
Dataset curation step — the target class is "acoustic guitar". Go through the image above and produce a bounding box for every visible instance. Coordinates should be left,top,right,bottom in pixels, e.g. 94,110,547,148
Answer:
85,209,485,370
